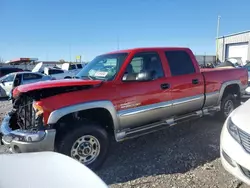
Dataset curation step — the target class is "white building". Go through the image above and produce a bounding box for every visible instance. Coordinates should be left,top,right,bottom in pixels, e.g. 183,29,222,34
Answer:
217,30,250,64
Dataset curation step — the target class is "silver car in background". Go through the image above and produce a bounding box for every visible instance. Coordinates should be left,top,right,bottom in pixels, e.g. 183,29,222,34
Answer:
0,71,53,97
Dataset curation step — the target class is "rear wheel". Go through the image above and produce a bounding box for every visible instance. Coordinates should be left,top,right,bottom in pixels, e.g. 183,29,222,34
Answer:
218,94,236,120
57,121,109,170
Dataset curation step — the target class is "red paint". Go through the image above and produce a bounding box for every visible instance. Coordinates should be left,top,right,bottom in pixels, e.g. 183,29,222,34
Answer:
13,48,248,124
17,79,103,92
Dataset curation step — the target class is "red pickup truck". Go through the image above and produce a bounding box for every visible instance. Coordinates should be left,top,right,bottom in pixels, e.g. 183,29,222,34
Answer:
1,47,248,169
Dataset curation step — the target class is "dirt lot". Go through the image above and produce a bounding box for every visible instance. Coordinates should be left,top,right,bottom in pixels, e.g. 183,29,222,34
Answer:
0,99,248,188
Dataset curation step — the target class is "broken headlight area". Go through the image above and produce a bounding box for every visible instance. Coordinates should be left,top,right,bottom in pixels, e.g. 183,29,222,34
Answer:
14,96,44,130
3,130,46,143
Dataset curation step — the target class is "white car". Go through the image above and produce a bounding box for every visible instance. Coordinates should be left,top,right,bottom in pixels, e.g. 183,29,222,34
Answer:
220,98,250,185
0,152,108,188
0,72,53,97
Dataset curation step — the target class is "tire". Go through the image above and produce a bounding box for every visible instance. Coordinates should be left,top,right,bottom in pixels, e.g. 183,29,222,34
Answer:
217,94,236,121
57,122,109,170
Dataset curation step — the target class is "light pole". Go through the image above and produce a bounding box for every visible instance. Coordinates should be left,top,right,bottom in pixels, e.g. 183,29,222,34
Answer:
216,15,221,62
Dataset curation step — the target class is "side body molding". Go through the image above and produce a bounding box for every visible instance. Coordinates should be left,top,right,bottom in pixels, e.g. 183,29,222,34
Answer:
47,100,120,130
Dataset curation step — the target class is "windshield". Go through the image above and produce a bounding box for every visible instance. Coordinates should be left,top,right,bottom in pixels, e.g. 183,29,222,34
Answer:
76,53,128,80
0,73,15,82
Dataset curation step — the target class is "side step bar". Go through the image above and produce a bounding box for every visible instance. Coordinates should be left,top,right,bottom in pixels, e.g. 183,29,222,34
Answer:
115,106,220,142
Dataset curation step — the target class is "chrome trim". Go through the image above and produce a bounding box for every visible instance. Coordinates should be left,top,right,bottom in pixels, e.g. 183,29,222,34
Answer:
1,114,56,153
165,118,174,125
172,94,204,106
48,100,119,130
118,101,172,117
171,94,204,116
117,100,173,130
117,94,204,130
118,94,204,118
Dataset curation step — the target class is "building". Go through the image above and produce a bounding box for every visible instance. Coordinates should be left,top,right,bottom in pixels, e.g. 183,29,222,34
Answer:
217,30,250,64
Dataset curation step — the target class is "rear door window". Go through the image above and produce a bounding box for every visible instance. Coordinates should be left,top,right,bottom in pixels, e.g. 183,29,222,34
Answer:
77,64,83,69
48,69,64,75
69,64,76,70
165,50,196,76
23,73,42,80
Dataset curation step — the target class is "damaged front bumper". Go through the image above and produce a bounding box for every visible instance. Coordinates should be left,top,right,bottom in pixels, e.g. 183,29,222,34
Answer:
0,112,56,153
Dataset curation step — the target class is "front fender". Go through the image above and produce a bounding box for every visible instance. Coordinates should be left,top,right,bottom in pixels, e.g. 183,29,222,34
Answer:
47,100,119,131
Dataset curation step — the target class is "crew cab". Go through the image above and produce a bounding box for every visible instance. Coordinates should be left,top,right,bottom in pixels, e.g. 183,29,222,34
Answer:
0,47,248,170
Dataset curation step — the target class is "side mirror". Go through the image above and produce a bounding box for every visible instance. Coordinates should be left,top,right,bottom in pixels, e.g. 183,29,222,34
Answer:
0,80,5,85
136,71,154,81
122,71,154,82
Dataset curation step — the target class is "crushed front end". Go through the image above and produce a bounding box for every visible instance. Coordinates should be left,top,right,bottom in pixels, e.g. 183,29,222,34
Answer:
1,94,56,153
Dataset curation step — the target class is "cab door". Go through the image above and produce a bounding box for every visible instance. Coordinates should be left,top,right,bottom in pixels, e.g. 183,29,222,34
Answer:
115,51,173,129
164,50,205,115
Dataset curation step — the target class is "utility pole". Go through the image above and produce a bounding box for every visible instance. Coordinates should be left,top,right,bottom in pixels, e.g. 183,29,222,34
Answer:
216,15,221,62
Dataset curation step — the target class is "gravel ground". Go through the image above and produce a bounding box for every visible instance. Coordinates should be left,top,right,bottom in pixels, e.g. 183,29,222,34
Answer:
0,99,249,188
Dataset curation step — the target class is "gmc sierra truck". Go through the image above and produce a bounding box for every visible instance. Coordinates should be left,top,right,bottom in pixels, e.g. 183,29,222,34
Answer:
0,47,248,169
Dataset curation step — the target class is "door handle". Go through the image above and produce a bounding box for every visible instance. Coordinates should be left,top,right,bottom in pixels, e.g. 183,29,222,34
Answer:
161,83,170,90
192,79,199,85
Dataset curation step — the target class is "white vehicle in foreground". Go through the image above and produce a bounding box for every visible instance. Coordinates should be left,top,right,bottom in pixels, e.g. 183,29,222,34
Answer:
220,98,250,185
0,152,108,188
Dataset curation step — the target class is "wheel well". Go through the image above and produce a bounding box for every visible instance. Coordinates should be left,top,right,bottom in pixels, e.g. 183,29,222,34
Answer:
64,76,71,79
54,108,115,140
222,84,240,99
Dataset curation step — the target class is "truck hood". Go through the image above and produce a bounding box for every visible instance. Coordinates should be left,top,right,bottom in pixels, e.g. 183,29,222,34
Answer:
16,79,103,93
231,99,250,133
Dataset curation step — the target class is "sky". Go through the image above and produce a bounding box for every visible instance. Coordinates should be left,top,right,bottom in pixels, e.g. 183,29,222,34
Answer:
0,0,250,62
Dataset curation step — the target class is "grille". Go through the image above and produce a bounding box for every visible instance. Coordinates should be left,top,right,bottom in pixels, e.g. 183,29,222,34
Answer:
238,128,250,153
239,165,250,178
16,96,36,130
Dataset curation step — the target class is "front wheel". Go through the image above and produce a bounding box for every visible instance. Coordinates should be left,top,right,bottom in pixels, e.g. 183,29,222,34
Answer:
218,94,236,121
57,122,109,170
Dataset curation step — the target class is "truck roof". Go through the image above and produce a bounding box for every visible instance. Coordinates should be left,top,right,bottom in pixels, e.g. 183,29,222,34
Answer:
106,47,191,54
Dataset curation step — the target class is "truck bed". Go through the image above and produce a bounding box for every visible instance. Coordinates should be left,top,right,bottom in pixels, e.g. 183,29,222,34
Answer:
201,67,248,94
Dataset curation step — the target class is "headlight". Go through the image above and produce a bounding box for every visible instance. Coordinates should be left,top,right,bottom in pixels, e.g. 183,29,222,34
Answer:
227,117,241,143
